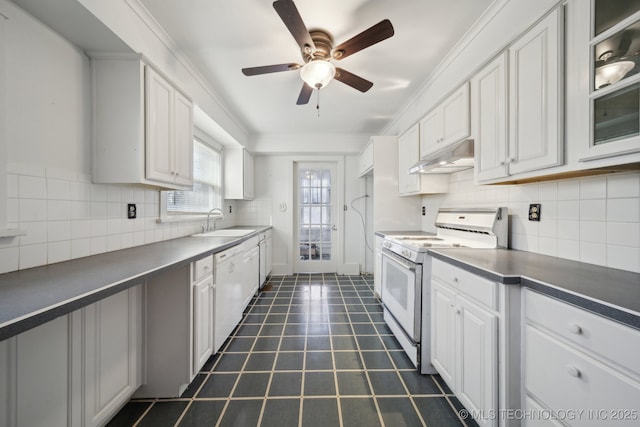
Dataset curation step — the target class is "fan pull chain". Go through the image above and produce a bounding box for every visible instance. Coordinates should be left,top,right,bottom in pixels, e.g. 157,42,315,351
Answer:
316,88,320,117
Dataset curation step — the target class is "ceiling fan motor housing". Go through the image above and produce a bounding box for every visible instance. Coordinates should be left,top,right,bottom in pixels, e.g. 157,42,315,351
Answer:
304,30,334,62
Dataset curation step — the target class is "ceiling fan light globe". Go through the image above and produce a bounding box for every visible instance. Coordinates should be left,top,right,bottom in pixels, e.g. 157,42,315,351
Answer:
300,60,336,89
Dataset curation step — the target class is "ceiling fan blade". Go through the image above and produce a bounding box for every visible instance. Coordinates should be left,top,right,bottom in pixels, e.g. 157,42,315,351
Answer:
332,19,394,60
296,83,313,105
273,0,315,53
334,68,373,92
242,63,301,76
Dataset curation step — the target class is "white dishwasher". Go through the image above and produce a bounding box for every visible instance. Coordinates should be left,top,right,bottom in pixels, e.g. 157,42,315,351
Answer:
214,244,244,353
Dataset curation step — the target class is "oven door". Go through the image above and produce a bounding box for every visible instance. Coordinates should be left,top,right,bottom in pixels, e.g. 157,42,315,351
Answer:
381,249,422,342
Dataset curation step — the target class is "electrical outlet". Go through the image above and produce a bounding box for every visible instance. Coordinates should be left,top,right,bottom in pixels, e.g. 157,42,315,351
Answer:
127,204,137,219
528,204,541,221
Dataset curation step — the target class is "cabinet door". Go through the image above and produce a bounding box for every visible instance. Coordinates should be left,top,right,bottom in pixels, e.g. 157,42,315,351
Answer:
243,150,255,199
442,82,470,146
173,90,194,187
456,295,498,427
398,124,420,194
84,286,143,427
473,53,509,182
431,281,457,387
508,7,563,175
145,66,175,184
193,276,213,374
419,108,442,157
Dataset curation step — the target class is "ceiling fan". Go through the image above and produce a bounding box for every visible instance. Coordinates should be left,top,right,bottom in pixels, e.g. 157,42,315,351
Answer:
241,0,395,105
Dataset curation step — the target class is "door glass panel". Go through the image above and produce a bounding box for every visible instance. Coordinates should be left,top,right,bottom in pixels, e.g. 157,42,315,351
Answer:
594,83,640,144
298,167,332,262
593,20,640,91
594,0,640,36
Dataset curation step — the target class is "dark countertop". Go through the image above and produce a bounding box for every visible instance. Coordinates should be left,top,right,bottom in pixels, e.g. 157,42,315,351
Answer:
428,248,640,330
0,226,271,341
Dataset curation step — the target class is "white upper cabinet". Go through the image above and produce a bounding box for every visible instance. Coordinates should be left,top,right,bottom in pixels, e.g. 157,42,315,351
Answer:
420,82,470,158
399,124,449,195
475,7,564,183
224,148,254,200
508,7,563,176
359,141,374,177
473,53,509,182
579,0,640,162
398,124,421,194
92,55,193,190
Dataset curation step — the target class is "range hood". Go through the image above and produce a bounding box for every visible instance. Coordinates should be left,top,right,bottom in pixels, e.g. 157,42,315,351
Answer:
408,139,475,174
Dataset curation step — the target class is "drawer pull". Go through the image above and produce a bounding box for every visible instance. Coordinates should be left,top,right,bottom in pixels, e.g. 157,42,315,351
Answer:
567,365,581,378
569,323,583,335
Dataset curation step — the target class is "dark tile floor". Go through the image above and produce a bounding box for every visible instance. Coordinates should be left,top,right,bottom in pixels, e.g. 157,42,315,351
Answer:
108,274,477,427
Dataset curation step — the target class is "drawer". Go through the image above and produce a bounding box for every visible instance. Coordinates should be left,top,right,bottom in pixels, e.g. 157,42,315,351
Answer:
193,255,213,282
525,325,640,426
432,258,497,310
523,395,564,427
524,289,640,375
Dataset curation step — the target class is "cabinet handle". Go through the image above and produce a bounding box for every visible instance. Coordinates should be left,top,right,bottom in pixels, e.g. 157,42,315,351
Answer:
453,277,459,283
569,323,582,335
506,157,514,163
456,308,461,314
171,171,176,175
567,365,581,378
499,161,505,166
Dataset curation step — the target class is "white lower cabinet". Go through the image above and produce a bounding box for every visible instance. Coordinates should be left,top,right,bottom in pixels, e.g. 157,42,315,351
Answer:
192,255,214,378
432,281,498,427
431,258,518,427
522,289,640,426
0,285,143,427
83,286,143,427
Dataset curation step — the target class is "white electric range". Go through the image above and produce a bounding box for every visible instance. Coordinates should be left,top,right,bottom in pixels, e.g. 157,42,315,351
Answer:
380,207,508,373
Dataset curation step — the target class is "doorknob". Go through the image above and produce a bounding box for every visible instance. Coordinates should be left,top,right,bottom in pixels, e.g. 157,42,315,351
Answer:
332,225,337,231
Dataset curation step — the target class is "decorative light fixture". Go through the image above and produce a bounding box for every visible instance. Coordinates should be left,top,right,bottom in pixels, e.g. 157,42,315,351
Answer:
595,60,635,89
595,50,635,89
300,60,336,89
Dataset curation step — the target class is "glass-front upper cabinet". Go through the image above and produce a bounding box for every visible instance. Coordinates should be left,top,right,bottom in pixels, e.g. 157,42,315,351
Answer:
586,0,640,160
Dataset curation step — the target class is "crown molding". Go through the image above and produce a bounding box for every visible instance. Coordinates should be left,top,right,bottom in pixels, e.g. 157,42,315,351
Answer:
123,0,250,139
382,0,511,135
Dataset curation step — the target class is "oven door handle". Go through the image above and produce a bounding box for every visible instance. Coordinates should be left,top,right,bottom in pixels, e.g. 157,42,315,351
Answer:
382,249,416,271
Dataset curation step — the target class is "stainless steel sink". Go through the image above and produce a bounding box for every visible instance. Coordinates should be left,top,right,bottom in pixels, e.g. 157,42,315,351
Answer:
191,229,256,237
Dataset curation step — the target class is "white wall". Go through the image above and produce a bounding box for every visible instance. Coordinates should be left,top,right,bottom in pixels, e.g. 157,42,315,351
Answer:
0,1,234,274
421,170,640,273
236,154,367,275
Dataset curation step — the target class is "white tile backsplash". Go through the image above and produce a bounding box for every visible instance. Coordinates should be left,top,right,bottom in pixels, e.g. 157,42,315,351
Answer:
579,176,607,199
422,171,640,272
2,171,215,273
608,173,640,198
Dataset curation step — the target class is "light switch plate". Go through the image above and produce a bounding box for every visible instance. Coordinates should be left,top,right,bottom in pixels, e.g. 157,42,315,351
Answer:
127,204,137,219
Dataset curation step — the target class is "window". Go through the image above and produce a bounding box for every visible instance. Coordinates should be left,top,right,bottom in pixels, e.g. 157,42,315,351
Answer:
164,137,222,217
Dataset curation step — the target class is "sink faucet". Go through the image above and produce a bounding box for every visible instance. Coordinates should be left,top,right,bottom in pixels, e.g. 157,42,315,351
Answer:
206,208,224,231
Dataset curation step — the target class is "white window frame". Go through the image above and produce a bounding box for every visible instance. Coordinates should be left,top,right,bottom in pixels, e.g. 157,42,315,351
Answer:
158,129,224,222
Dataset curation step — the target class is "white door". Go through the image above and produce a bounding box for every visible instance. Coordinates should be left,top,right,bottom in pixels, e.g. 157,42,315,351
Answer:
295,162,338,273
